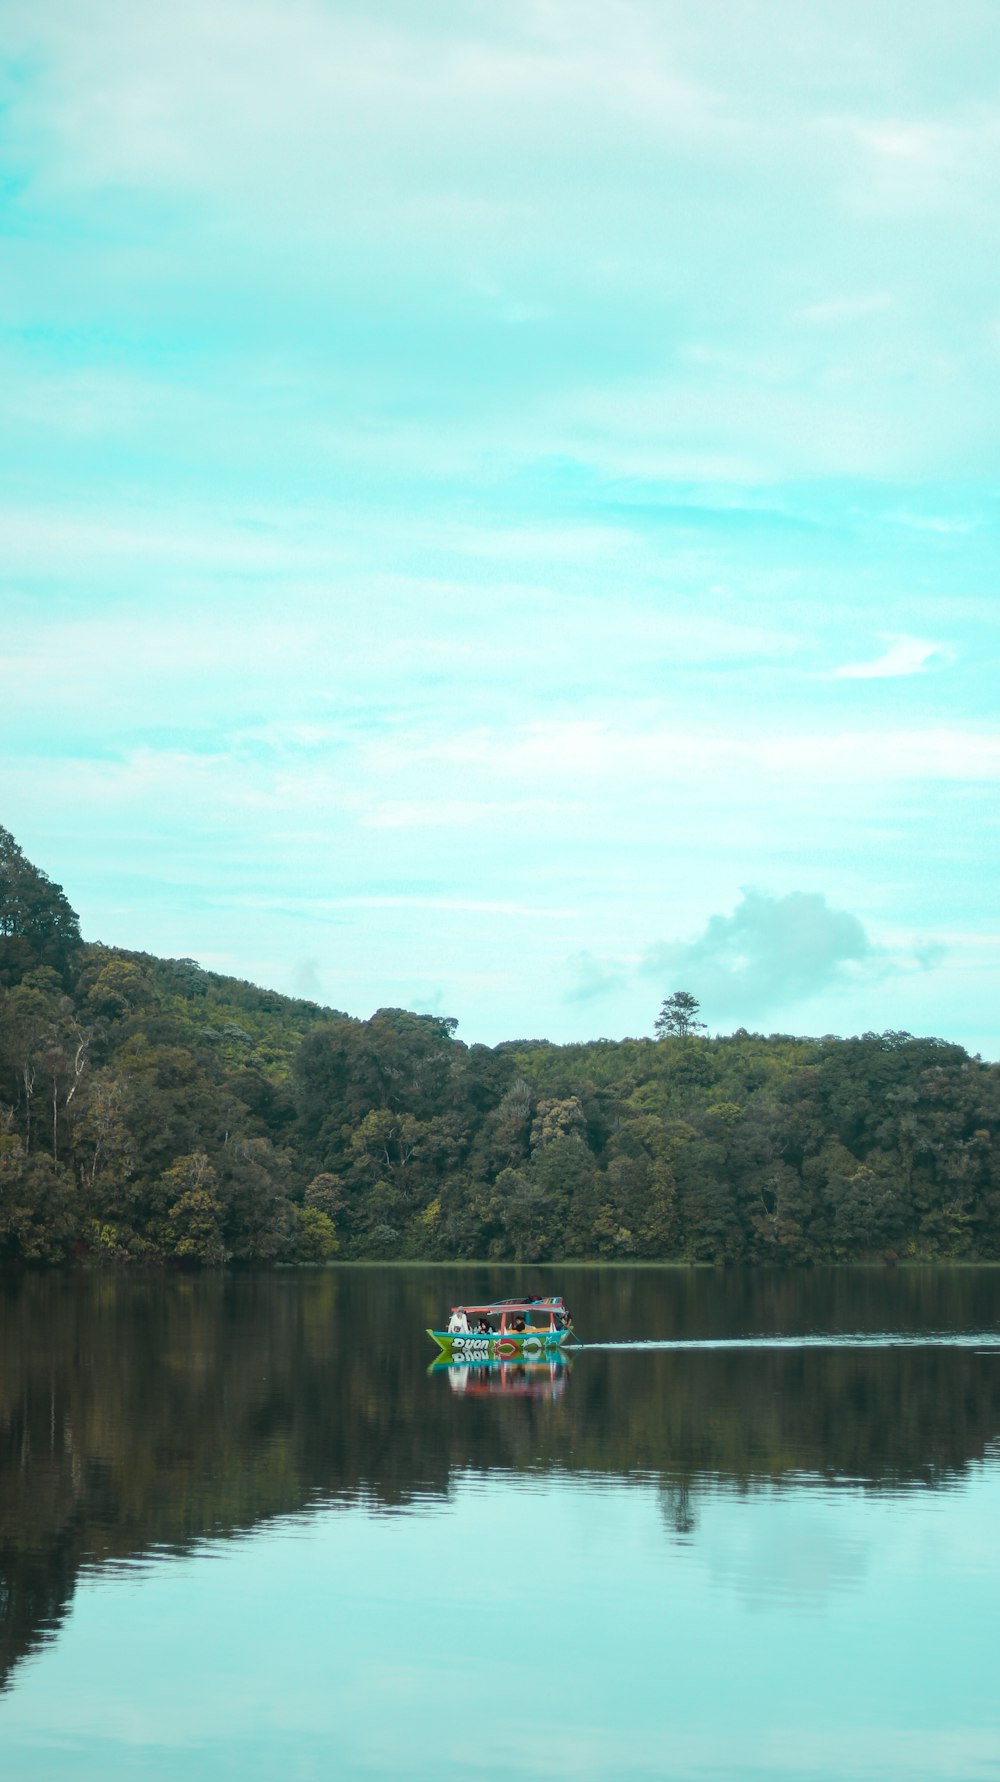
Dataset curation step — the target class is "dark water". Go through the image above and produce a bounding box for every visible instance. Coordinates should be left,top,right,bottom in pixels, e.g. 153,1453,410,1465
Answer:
3,1266,1000,1780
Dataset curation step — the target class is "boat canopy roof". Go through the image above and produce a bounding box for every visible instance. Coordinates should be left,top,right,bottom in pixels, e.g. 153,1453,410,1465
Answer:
450,1297,568,1315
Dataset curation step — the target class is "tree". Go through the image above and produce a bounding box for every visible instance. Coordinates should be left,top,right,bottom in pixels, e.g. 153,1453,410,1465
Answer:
654,991,706,1040
0,1145,78,1261
85,957,156,1020
163,1153,229,1263
292,1205,338,1261
304,1173,345,1222
219,1134,293,1261
530,1095,587,1150
0,827,81,986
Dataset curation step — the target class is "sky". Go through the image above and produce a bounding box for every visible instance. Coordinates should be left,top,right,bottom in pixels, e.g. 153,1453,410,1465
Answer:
2,0,999,1053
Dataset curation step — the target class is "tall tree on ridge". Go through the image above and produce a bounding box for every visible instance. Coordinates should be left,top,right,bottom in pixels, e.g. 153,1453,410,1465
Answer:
655,990,706,1041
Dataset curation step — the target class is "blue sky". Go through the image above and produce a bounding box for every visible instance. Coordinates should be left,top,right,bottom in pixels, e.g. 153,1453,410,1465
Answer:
2,0,999,1051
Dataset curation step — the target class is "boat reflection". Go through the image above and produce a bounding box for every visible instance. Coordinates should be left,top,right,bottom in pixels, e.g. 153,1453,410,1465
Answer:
429,1356,571,1400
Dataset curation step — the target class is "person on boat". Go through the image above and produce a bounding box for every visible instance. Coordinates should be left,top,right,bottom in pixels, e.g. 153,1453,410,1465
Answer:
511,1315,526,1332
476,1317,492,1334
448,1309,470,1334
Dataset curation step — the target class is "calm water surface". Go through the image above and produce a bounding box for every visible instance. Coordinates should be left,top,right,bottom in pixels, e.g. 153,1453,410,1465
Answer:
3,1266,1000,1780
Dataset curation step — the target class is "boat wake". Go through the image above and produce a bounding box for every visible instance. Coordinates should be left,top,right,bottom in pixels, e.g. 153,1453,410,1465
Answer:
582,1333,1000,1351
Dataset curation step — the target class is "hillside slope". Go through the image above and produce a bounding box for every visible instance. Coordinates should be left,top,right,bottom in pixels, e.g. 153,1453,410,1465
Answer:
2,826,999,1264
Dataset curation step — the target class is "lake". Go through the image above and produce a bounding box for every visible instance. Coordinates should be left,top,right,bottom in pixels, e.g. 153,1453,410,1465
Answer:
3,1265,1000,1780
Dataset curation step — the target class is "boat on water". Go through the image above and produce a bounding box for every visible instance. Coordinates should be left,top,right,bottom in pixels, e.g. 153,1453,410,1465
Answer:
427,1295,576,1360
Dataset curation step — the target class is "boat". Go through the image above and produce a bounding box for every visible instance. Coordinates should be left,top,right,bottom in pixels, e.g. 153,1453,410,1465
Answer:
426,1295,576,1360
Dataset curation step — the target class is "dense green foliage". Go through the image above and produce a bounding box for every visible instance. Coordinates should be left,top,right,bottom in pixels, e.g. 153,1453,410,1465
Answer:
1,828,999,1264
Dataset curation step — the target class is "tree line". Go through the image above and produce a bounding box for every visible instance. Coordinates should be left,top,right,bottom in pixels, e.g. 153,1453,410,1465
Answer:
2,824,999,1266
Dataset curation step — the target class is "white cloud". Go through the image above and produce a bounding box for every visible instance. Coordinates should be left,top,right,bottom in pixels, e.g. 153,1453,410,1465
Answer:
885,511,976,535
361,799,519,831
3,0,728,220
835,104,1000,218
799,293,893,325
564,950,628,1004
371,716,1000,787
832,635,953,679
642,889,877,1017
556,891,953,1024
856,121,955,167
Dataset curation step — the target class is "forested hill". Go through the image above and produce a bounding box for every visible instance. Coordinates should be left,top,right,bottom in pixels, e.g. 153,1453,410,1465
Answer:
1,824,999,1266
